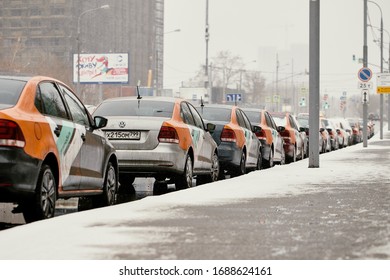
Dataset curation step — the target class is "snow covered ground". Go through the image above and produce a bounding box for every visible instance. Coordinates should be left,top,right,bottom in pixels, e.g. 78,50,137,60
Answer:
0,132,388,260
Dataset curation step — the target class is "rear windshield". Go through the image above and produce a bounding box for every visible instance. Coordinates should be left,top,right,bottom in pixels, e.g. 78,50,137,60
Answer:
196,107,231,122
297,117,309,127
243,110,261,124
0,79,27,108
272,115,287,126
93,100,174,118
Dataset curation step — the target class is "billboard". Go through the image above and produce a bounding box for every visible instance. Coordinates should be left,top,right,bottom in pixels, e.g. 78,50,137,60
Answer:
73,53,129,84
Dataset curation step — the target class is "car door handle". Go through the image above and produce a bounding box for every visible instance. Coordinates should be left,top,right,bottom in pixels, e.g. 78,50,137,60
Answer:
81,133,86,141
54,126,61,137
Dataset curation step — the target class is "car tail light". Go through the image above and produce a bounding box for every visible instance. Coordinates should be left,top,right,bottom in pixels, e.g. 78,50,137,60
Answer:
255,129,266,141
220,127,237,142
0,119,25,148
280,129,292,144
158,125,179,144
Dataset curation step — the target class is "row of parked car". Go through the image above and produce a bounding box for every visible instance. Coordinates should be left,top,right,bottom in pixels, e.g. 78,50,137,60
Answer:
0,75,374,223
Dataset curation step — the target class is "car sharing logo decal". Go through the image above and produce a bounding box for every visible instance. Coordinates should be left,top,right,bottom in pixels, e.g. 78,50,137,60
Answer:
56,121,76,155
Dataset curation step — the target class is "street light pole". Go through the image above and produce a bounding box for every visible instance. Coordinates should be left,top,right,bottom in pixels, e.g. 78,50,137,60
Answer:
368,1,383,139
363,0,368,147
76,5,109,100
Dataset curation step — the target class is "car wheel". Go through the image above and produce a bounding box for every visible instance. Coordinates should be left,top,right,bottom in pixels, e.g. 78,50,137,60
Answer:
23,164,57,223
91,162,117,207
280,149,286,165
232,150,246,177
175,154,193,190
256,150,263,170
264,149,274,168
153,181,169,195
197,151,220,185
119,173,135,189
288,146,296,163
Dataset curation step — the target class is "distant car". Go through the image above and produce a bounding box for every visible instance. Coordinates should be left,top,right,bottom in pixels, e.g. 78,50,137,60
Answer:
197,104,262,177
243,108,285,167
0,75,118,222
296,114,324,154
270,112,306,163
347,118,362,144
93,96,220,190
331,118,349,148
322,118,340,151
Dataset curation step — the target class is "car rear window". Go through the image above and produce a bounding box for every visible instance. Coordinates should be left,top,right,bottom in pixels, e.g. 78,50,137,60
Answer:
272,115,287,126
0,78,27,109
94,100,174,118
243,110,261,124
197,107,231,122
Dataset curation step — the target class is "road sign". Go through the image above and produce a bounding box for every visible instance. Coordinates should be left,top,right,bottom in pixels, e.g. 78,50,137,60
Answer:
361,89,369,104
226,93,242,102
358,67,372,82
376,73,390,94
358,81,373,89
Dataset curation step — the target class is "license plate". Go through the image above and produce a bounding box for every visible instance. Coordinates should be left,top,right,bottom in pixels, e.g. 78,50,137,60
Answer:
105,130,141,140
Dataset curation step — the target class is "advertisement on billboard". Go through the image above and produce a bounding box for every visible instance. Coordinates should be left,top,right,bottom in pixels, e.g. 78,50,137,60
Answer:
73,53,129,84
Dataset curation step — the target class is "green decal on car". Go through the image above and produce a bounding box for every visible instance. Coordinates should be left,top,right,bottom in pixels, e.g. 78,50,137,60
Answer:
55,121,76,156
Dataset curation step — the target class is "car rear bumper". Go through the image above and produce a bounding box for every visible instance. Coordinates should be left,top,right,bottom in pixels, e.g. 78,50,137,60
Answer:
217,142,242,170
0,148,40,202
116,143,187,177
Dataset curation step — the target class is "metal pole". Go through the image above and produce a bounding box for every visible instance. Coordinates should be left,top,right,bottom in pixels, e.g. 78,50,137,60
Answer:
363,0,368,147
308,0,320,168
205,0,211,103
380,17,383,139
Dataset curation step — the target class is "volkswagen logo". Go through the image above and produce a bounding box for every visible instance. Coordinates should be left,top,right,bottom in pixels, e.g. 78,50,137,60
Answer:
119,121,126,128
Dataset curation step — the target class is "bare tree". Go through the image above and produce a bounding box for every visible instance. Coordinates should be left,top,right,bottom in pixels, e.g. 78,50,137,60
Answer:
243,70,266,104
211,50,245,91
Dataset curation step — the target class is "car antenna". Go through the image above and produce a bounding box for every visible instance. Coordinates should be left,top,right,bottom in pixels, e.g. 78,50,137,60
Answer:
136,80,142,100
136,80,142,108
200,96,204,114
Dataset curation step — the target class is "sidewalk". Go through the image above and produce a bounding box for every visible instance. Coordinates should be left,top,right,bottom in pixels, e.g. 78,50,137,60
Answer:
0,128,389,259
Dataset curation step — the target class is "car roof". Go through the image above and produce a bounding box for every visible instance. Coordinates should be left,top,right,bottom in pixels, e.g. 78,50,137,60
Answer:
100,96,183,104
197,104,236,110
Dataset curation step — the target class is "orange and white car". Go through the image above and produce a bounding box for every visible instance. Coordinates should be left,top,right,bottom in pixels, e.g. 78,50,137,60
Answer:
93,96,220,191
0,75,118,222
243,108,285,168
197,104,262,177
270,112,306,163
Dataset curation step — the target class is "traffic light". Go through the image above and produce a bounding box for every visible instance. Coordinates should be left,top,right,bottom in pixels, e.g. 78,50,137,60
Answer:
352,54,356,61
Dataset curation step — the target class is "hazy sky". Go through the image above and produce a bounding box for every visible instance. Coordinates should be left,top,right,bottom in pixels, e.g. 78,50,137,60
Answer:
164,0,390,96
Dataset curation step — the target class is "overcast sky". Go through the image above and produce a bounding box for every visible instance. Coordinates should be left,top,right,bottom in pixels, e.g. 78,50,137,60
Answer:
164,0,390,95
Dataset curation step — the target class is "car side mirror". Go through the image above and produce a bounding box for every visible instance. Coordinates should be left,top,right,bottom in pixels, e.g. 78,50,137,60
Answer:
277,126,285,133
206,122,216,133
252,125,262,134
320,128,325,132
94,116,108,129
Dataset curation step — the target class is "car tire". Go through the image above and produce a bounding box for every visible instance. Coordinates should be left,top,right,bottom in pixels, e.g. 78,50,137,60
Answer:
196,151,219,185
255,150,262,170
288,146,296,163
264,149,274,169
119,173,135,190
280,148,286,165
153,181,169,195
23,164,57,223
175,154,193,190
91,161,117,207
232,150,246,177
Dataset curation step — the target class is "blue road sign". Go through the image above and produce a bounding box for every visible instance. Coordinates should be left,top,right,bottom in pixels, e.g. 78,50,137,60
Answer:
358,67,372,82
226,93,242,102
